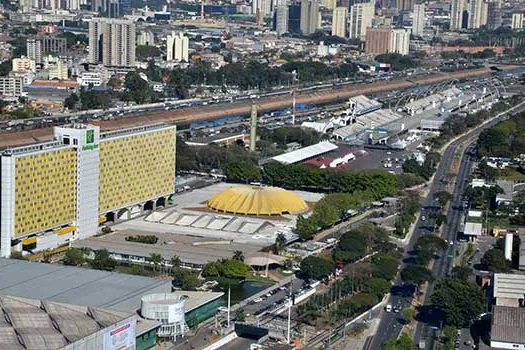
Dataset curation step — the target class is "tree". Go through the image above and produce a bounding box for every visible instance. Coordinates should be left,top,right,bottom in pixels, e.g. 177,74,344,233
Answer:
221,259,249,279
313,202,341,228
371,254,400,281
62,248,85,266
375,53,418,71
80,89,112,110
202,261,222,277
400,265,433,285
90,249,116,271
136,45,162,60
149,253,164,272
107,75,122,90
173,268,200,290
124,71,151,104
480,248,510,272
383,333,416,350
415,235,447,255
232,250,245,262
363,278,391,299
431,278,484,327
299,256,334,281
451,266,472,280
296,215,318,240
223,161,261,183
0,61,11,76
434,190,453,207
235,308,246,322
64,93,79,110
275,233,287,254
171,255,181,269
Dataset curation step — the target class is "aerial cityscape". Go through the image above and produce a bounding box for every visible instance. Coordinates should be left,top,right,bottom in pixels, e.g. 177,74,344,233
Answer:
0,0,525,349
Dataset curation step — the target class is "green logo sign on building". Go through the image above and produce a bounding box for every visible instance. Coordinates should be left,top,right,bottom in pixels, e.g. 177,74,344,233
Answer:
86,130,94,144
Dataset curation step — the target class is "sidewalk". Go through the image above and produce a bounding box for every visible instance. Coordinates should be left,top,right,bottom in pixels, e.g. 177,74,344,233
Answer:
341,318,380,350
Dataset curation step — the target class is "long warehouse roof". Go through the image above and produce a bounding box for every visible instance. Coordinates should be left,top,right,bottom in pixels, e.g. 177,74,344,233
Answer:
0,259,170,312
271,141,338,165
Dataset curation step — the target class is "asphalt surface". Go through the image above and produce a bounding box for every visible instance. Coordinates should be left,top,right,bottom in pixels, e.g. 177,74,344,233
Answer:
368,139,462,350
369,100,525,350
413,142,476,348
0,67,506,149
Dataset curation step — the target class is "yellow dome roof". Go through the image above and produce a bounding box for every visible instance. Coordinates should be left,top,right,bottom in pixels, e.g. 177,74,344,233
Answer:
207,186,308,216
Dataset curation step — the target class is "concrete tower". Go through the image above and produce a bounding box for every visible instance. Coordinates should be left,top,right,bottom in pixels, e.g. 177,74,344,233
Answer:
250,103,257,152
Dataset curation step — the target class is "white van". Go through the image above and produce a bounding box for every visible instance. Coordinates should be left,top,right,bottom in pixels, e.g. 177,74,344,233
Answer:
385,304,392,312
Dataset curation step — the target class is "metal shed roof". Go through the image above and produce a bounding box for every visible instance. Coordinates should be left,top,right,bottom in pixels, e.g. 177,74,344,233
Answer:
491,305,525,345
0,259,170,312
271,141,338,165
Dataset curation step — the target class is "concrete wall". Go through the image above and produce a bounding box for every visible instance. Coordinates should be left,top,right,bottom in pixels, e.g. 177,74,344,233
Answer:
490,340,525,350
496,298,520,308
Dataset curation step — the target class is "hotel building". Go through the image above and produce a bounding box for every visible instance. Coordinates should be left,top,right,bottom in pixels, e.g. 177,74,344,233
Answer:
0,123,176,257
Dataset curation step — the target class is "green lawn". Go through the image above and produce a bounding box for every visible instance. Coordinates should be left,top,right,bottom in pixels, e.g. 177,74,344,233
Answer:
497,167,525,181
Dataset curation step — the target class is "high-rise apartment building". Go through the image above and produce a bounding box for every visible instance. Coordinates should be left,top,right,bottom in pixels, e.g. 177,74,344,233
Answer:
391,28,410,55
349,1,375,40
0,75,24,97
322,0,336,10
93,0,120,16
136,31,155,46
19,0,31,12
300,0,320,35
12,57,36,73
450,0,466,30
48,60,68,80
166,32,189,62
512,13,524,30
288,3,302,34
66,0,79,10
332,7,348,38
365,27,410,55
89,18,136,67
468,0,488,29
275,6,289,35
412,3,425,36
26,38,43,65
0,123,177,258
253,0,272,23
396,0,413,11
486,0,502,30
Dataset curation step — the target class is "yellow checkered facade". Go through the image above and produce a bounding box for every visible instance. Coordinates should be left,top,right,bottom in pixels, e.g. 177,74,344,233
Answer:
98,127,176,213
14,148,77,237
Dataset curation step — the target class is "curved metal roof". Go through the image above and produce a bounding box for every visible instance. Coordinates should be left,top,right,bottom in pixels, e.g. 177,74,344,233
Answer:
207,186,308,216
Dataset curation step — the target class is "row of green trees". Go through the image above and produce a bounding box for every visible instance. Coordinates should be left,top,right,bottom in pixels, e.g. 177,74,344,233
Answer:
478,110,525,157
402,152,441,180
296,192,362,240
431,96,522,150
125,235,158,244
201,253,250,280
264,161,397,195
375,53,418,71
296,224,401,325
394,197,421,237
398,235,446,288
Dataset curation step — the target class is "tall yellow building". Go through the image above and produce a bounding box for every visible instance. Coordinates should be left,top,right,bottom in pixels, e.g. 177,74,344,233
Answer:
0,123,176,257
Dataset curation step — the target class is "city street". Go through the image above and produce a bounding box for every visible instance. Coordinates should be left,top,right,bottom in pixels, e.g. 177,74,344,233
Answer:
368,100,525,349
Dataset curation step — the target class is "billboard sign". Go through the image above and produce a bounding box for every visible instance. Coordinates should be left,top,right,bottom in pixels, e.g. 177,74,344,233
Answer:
103,319,136,350
86,129,94,144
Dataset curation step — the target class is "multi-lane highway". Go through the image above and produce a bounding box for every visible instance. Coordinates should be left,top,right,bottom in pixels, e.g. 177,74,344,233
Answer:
0,67,510,149
368,99,525,350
